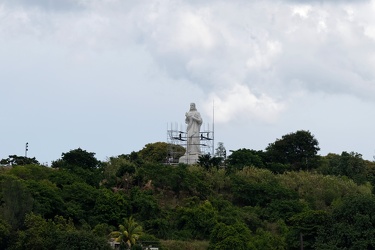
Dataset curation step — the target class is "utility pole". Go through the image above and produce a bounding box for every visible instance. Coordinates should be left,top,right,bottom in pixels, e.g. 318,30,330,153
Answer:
25,142,28,158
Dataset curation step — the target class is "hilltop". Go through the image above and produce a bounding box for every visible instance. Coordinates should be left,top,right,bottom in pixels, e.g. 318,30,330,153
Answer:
1,130,375,249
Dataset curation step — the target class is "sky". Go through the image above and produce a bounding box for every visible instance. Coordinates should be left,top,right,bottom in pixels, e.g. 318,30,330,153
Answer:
1,0,375,164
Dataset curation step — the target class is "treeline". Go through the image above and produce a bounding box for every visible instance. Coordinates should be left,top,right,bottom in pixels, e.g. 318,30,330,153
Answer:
1,130,375,249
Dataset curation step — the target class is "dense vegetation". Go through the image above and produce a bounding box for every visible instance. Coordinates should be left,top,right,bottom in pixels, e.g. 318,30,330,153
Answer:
1,130,375,249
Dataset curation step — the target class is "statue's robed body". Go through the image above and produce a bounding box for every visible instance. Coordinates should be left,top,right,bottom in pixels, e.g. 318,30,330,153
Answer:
179,103,203,164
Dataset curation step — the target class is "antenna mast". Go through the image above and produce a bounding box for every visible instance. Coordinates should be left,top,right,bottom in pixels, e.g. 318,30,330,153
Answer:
212,100,215,156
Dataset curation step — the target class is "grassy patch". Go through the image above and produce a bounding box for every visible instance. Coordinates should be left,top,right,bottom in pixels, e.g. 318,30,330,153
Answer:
160,240,209,250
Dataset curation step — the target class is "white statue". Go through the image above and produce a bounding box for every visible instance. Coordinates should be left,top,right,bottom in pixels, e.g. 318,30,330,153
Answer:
179,103,203,164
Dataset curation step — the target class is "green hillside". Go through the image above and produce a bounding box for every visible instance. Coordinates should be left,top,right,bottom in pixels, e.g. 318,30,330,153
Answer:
1,130,375,249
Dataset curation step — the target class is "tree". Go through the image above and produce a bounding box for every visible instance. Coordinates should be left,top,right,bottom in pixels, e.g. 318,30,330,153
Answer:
215,142,227,160
265,130,320,171
278,171,372,210
286,210,329,250
51,148,100,170
14,213,110,250
209,222,252,250
102,156,136,189
110,216,143,249
47,168,84,188
0,176,34,230
197,154,223,171
364,160,375,189
56,230,111,250
0,155,39,166
0,218,10,249
320,152,367,184
7,164,52,181
13,213,56,250
25,179,65,219
51,148,102,186
315,194,375,249
92,188,130,226
249,227,287,250
231,174,298,207
176,200,218,239
61,182,98,225
226,149,264,171
138,142,184,164
262,199,306,222
129,187,160,221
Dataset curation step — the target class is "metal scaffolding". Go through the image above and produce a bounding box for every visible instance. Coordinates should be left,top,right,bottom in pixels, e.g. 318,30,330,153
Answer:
166,122,214,164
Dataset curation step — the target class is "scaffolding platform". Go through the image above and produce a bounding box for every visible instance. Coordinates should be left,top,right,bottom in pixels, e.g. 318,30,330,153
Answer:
166,123,214,164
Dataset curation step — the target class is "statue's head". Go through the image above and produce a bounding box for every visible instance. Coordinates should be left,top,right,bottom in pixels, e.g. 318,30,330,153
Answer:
190,103,197,111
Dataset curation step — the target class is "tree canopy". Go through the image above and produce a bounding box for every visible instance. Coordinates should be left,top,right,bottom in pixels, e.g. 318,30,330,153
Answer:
0,155,39,166
265,130,320,171
51,148,100,170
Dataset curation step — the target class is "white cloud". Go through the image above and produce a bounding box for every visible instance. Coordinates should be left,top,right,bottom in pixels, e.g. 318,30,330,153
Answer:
170,11,215,51
246,40,282,71
204,84,285,124
292,5,312,19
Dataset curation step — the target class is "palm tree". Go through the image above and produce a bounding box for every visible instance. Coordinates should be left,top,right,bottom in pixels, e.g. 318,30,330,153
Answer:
110,216,143,249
